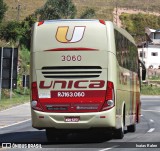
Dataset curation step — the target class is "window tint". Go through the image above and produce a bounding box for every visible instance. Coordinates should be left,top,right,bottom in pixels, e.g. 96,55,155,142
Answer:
140,51,145,58
154,33,160,39
151,52,158,56
114,29,138,72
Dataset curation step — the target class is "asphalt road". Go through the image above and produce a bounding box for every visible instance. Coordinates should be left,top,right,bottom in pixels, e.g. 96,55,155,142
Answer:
0,96,160,151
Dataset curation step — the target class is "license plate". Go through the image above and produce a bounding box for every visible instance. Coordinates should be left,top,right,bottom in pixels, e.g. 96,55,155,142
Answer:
65,117,80,122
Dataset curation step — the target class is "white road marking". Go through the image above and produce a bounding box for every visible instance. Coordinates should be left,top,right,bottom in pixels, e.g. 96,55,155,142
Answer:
142,109,160,113
99,148,112,151
148,128,155,133
0,119,31,129
150,119,154,123
99,146,119,151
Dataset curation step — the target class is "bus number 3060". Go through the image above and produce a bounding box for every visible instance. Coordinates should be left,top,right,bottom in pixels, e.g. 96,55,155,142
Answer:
61,55,82,61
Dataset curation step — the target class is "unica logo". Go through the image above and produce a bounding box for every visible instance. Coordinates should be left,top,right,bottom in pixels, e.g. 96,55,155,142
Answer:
56,26,85,43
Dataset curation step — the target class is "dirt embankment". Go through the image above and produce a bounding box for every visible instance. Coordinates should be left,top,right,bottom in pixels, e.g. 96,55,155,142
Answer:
113,7,160,27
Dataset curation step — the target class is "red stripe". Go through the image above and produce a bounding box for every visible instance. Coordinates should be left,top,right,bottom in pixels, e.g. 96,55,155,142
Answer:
38,90,106,112
39,90,106,103
45,48,98,51
40,97,104,103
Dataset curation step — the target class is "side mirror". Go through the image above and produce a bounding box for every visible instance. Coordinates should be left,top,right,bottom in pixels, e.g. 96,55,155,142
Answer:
138,59,146,81
142,69,146,81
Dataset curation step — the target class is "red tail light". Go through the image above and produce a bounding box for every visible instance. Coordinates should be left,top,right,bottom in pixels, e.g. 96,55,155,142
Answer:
101,81,115,111
99,20,106,25
31,82,43,111
38,21,44,26
32,82,38,100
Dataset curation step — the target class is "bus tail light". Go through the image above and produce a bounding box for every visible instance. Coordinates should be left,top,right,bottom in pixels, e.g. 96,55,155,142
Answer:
38,21,44,26
99,20,106,25
101,81,115,111
31,82,43,111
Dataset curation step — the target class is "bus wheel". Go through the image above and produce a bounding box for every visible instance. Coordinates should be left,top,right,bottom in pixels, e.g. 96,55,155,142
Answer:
113,108,125,139
113,121,124,139
46,129,67,142
113,127,124,139
46,129,58,142
127,124,136,132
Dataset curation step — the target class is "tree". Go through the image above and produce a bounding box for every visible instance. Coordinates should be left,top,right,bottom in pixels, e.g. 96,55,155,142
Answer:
0,0,7,23
20,14,37,49
0,14,37,49
36,0,95,20
80,8,95,19
0,0,95,50
120,13,160,43
0,21,24,45
36,0,77,20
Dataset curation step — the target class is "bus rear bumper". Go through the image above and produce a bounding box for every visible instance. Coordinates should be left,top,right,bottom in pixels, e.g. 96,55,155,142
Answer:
31,108,116,129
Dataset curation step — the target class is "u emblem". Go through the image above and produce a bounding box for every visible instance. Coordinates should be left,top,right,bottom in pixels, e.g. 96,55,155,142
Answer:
56,26,85,43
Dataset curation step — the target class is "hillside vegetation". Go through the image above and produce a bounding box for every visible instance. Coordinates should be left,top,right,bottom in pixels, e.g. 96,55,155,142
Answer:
4,0,160,22
4,0,46,21
120,13,160,42
2,0,160,46
1,0,160,100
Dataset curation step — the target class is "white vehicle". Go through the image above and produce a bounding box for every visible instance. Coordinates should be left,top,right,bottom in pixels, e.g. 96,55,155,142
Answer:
30,19,143,141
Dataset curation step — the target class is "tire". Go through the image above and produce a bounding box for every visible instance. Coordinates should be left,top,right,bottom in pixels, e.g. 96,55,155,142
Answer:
127,124,136,132
113,106,125,139
46,129,67,142
113,127,124,139
46,129,57,142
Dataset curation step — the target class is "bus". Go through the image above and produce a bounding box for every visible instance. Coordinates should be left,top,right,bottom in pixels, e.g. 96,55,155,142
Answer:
30,19,145,141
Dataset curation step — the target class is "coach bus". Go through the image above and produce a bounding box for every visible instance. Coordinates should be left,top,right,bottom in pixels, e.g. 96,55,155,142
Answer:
30,19,145,141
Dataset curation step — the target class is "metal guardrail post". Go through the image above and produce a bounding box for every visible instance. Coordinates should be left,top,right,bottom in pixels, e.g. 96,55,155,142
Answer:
0,47,3,100
10,47,14,99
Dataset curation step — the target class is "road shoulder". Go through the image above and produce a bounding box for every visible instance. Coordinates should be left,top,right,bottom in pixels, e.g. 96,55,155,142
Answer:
0,102,31,129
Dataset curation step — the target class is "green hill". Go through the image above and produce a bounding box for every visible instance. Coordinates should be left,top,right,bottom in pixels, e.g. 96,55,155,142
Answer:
4,0,160,22
4,0,46,21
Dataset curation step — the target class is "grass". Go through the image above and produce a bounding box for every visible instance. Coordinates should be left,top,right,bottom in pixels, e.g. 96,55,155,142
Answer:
141,84,160,95
4,0,47,21
148,76,160,81
0,95,30,111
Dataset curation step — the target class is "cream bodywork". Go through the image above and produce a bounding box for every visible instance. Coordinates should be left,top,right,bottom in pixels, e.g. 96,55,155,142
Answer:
31,108,115,129
30,20,140,130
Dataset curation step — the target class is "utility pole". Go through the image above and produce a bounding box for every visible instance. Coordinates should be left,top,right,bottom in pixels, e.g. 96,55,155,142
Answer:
113,1,118,26
0,48,3,100
115,2,118,26
146,0,150,14
17,0,21,21
10,45,14,100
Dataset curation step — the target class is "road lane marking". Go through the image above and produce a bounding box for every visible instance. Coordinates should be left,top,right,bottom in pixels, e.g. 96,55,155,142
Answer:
99,148,113,151
0,119,31,129
142,109,160,113
150,119,154,123
99,146,119,151
148,128,155,133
